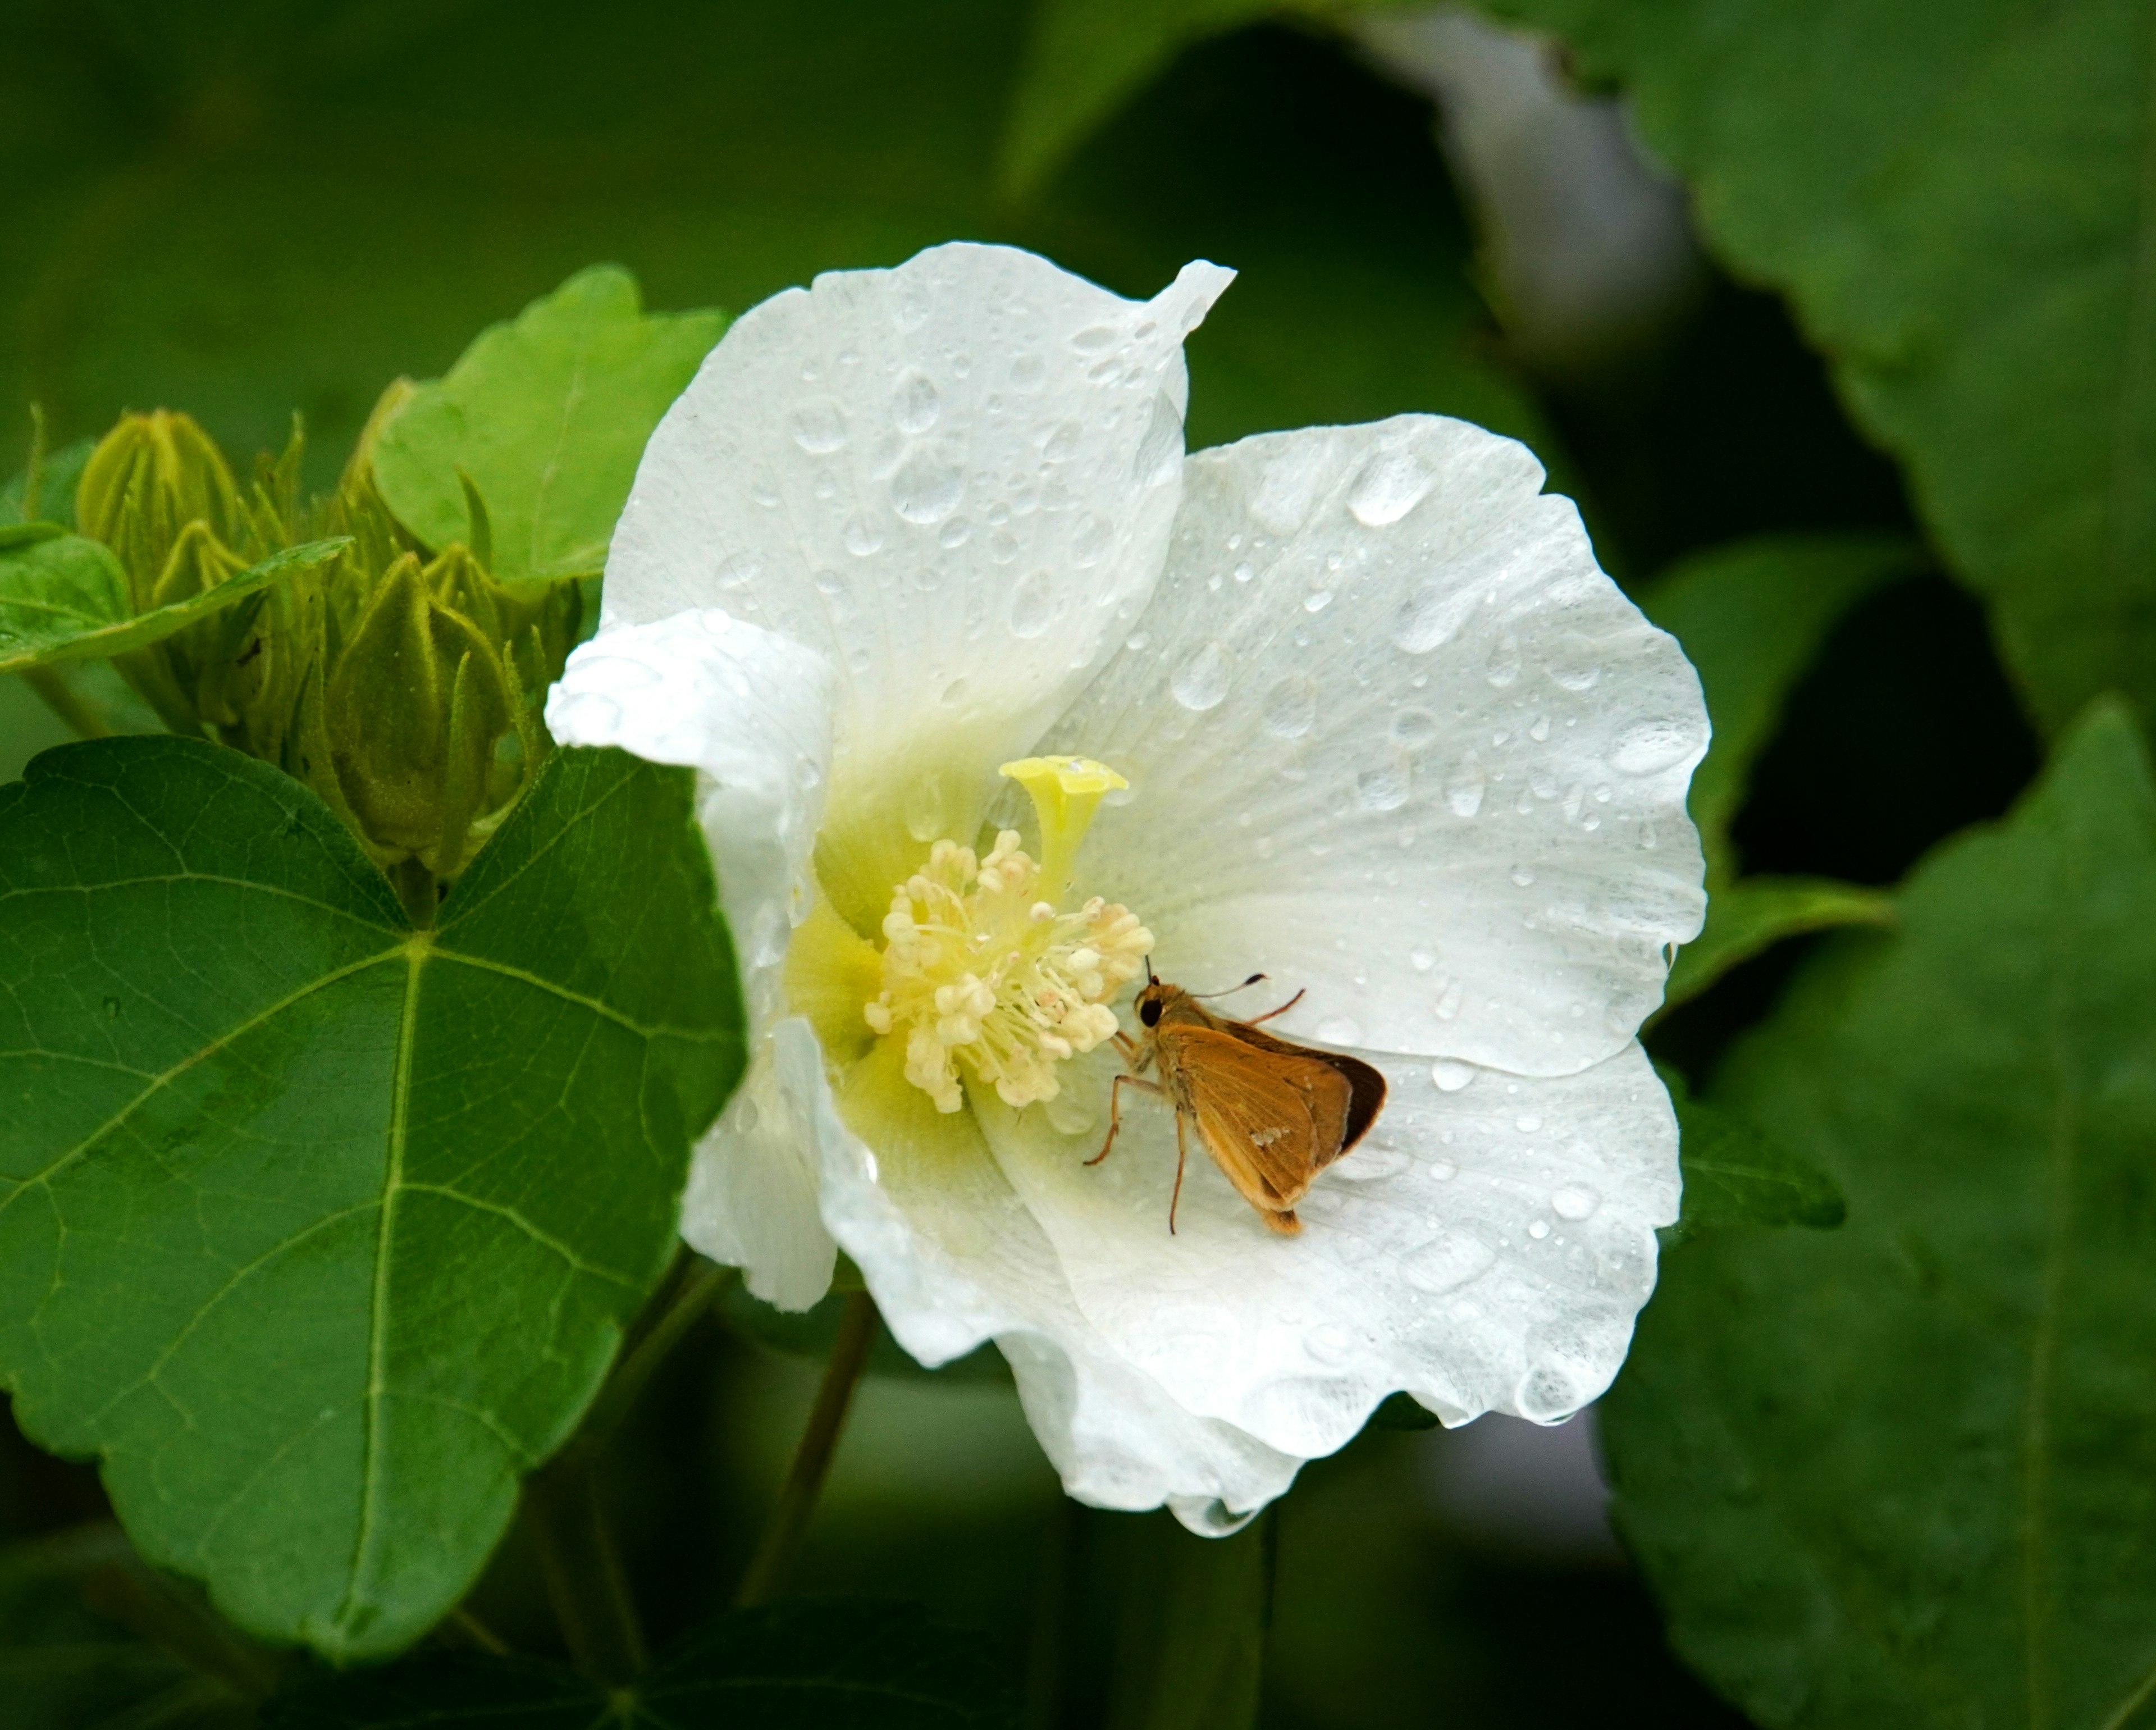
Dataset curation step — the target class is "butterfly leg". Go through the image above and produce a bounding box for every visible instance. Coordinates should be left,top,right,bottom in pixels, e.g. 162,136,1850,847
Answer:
1089,1074,1163,1166
1169,1110,1189,1235
1241,987,1307,1029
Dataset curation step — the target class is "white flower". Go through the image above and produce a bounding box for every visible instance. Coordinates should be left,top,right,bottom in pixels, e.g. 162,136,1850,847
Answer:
547,243,1707,1533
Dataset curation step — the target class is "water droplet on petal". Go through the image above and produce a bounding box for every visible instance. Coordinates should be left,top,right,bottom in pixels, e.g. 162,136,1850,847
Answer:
1072,323,1119,352
1429,1058,1475,1091
1390,582,1478,654
1549,633,1602,691
1262,674,1317,738
1391,708,1438,750
891,449,963,523
1551,1186,1599,1221
1409,947,1435,972
715,551,761,590
1170,642,1231,711
1403,1232,1495,1294
1445,756,1486,818
1357,763,1411,812
1510,864,1536,887
1042,419,1082,462
1611,719,1698,775
1305,1323,1354,1365
1528,1220,1551,1240
1010,570,1056,638
792,398,846,453
1317,1016,1360,1044
893,370,940,433
1347,448,1433,526
905,772,946,843
938,517,972,549
1515,1114,1542,1133
841,514,884,556
1486,633,1523,687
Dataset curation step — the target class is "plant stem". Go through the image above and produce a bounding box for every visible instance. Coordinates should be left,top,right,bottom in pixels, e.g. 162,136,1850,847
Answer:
561,1257,732,1471
390,856,437,929
447,1605,512,1657
522,1465,647,1683
733,1289,878,1607
25,669,111,738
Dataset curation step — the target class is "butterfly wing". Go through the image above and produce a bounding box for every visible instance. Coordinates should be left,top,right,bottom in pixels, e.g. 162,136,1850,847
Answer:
1213,1020,1387,1166
1157,1023,1356,1219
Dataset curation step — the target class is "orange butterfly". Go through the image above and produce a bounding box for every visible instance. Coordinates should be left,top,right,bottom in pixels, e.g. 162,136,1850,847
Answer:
1093,967,1387,1234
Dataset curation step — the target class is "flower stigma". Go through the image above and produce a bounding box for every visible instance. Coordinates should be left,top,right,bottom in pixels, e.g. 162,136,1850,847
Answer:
864,756,1152,1113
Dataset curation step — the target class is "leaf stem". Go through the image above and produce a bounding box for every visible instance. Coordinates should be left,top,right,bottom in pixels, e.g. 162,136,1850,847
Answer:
561,1256,732,1471
522,1464,647,1684
24,669,111,738
734,1288,878,1606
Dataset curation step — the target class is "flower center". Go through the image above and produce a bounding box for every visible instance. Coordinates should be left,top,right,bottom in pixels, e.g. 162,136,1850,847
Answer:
863,756,1152,1113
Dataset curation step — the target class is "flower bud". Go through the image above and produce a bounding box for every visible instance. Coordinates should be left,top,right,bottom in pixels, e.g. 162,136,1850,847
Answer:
325,553,513,874
76,412,242,613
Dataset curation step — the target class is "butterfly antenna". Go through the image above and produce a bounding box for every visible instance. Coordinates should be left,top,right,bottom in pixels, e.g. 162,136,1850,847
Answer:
1144,956,1156,985
1191,972,1266,1001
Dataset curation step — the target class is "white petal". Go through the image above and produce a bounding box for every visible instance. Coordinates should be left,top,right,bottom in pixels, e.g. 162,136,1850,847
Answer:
768,1019,1300,1530
602,242,1234,795
1044,418,1707,1076
974,1039,1676,1463
678,1036,836,1311
546,609,834,1035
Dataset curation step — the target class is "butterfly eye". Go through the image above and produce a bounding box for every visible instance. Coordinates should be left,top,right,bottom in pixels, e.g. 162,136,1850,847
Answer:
1139,998,1162,1027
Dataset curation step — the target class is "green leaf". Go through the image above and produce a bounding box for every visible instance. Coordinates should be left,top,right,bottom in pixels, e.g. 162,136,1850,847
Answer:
1642,533,1918,1005
263,1603,1016,1728
1664,874,1894,1010
1476,0,2156,738
0,737,744,1660
0,530,348,677
1643,532,1921,876
1656,1065,1844,1247
372,267,728,582
1606,701,2156,1725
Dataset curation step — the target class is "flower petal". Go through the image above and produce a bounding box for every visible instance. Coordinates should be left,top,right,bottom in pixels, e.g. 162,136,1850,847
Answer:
547,609,842,1309
973,1038,1676,1463
546,608,834,1034
679,1037,835,1309
1044,418,1707,1075
600,241,1234,930
768,1019,1300,1529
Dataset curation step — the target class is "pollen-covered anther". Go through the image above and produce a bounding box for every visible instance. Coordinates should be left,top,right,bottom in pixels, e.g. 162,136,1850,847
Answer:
864,828,1152,1113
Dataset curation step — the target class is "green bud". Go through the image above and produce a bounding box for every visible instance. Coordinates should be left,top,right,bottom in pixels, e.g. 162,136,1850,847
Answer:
326,553,513,876
77,411,242,612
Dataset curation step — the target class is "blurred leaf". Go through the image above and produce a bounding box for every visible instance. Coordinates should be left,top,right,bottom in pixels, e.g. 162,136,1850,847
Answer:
2,437,94,528
1099,1513,1269,1730
264,1603,1016,1727
999,0,1429,197
1036,24,1552,467
1479,0,2155,740
373,266,727,582
0,738,743,1660
1643,532,1921,876
1665,874,1893,1009
1608,700,2156,1724
1655,1065,1844,1248
0,528,345,677
1643,533,1919,1005
8,0,1546,507
0,1528,253,1730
